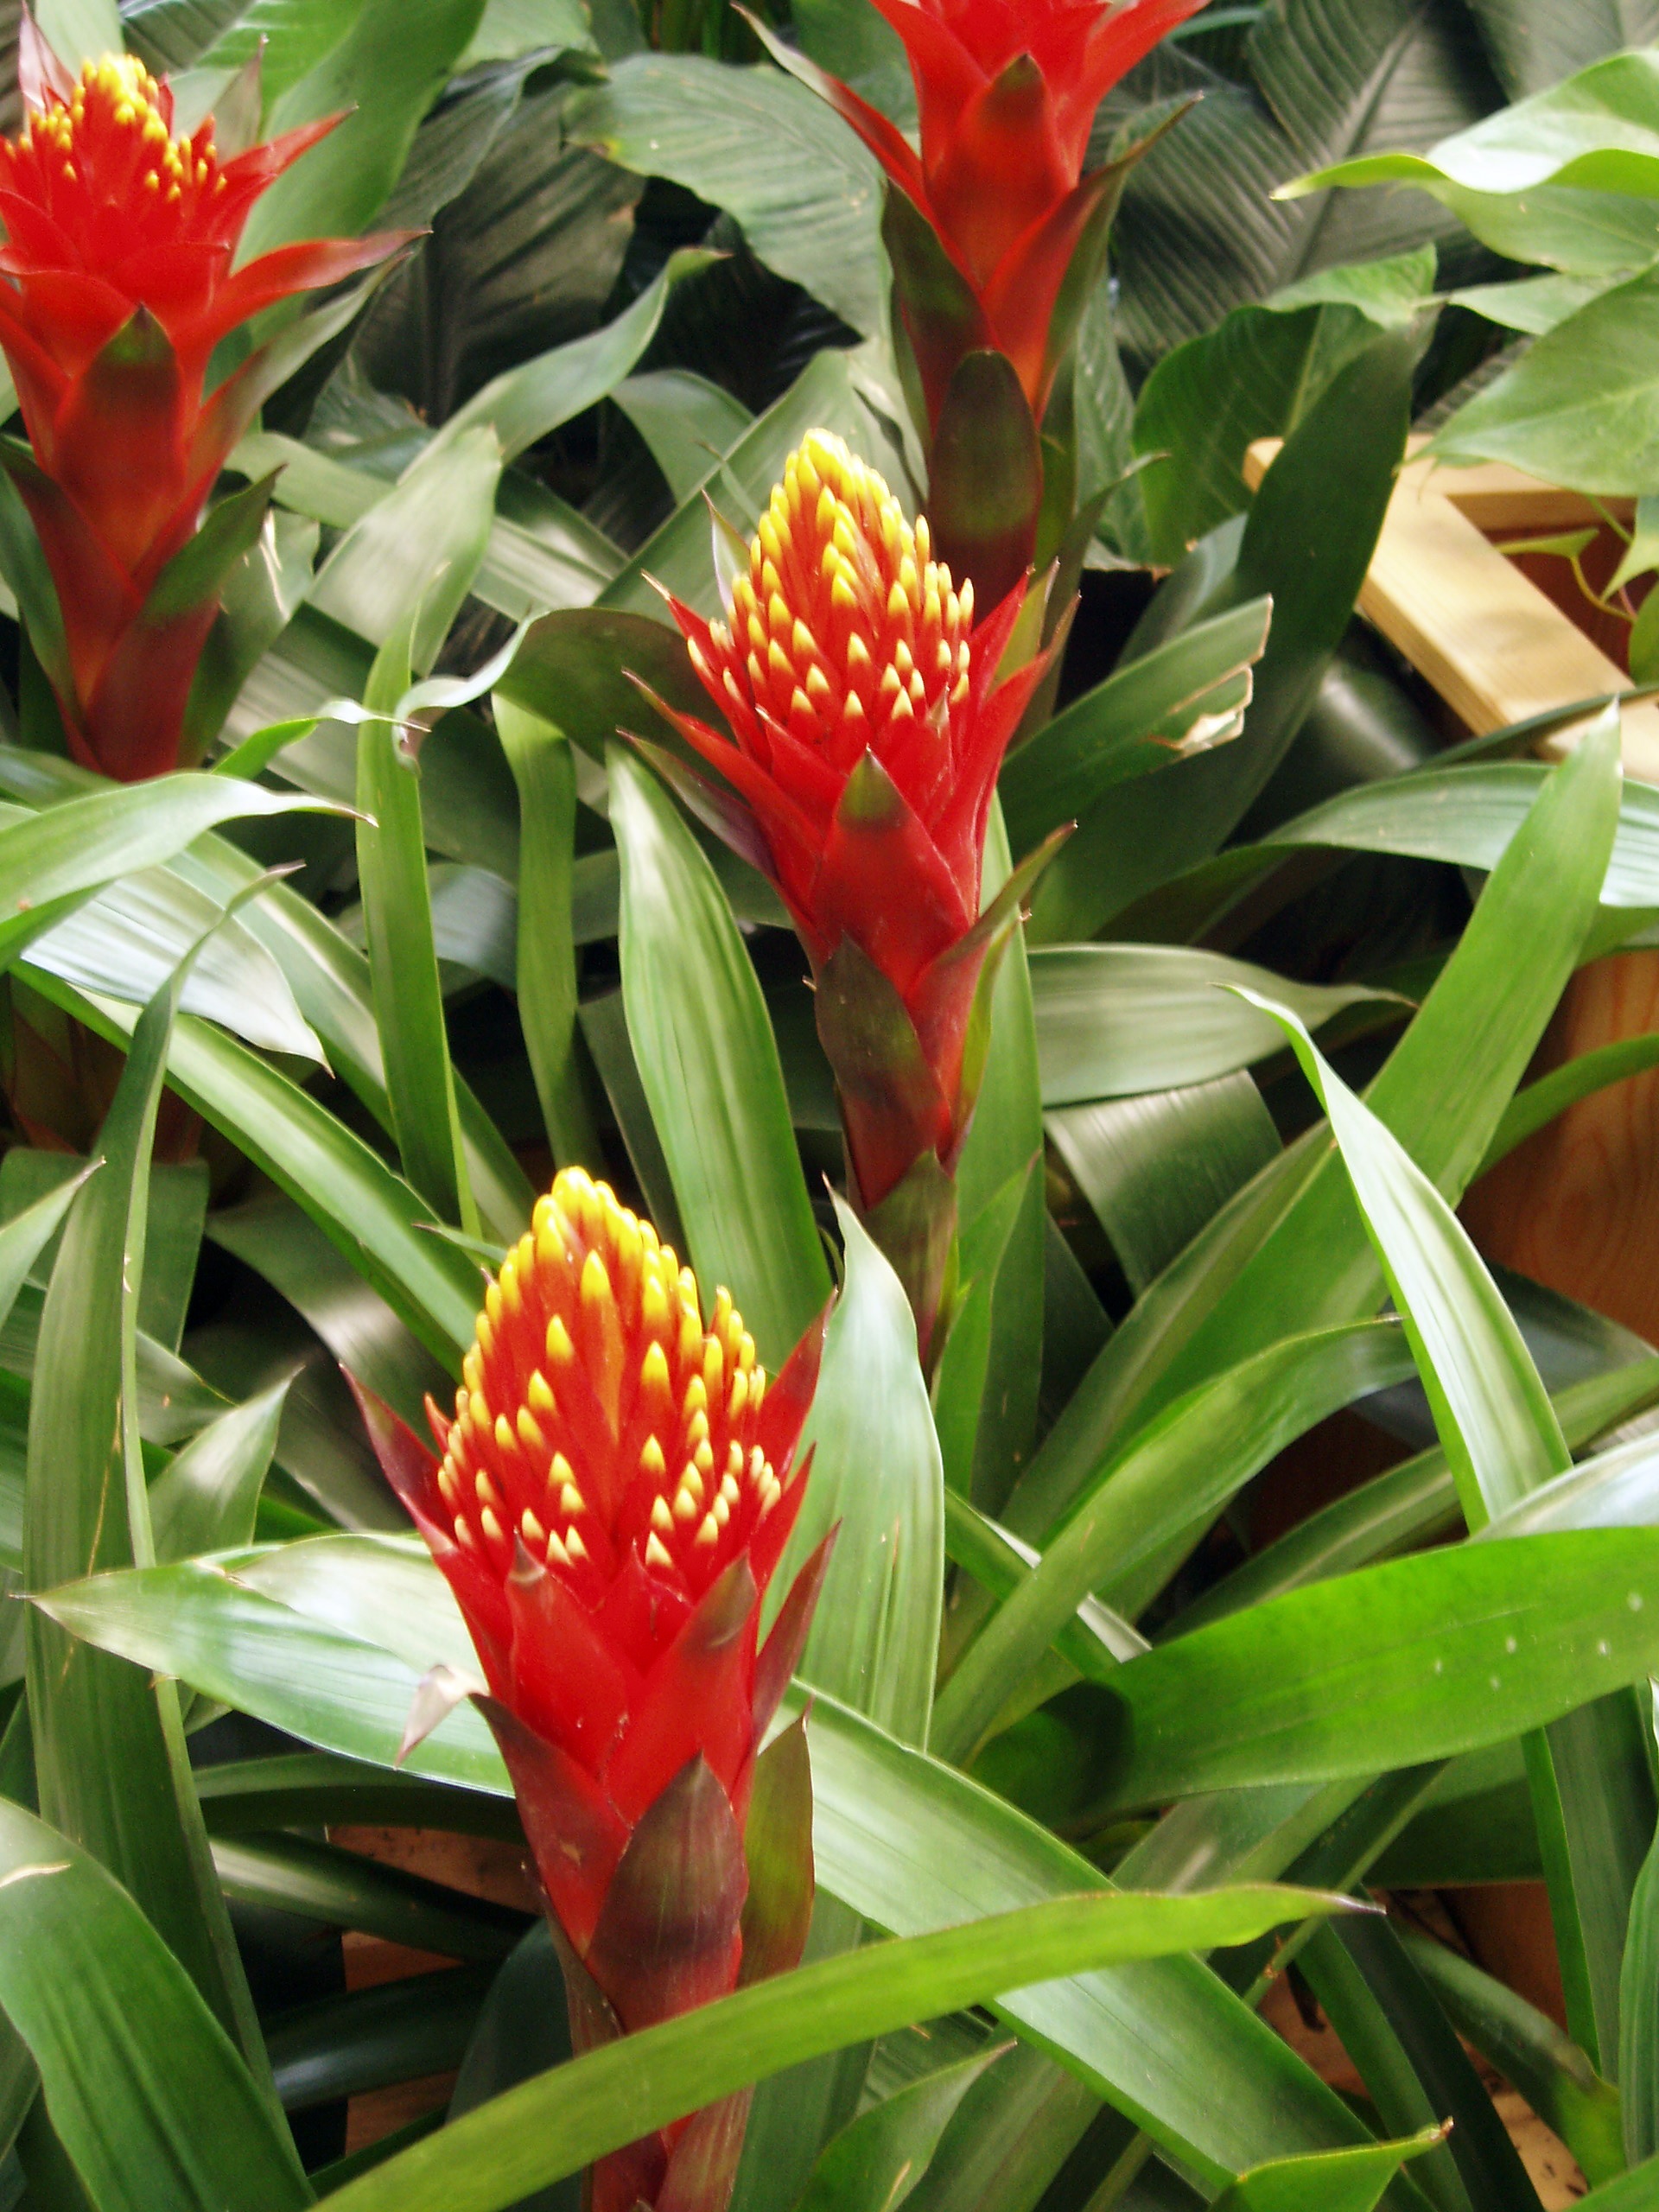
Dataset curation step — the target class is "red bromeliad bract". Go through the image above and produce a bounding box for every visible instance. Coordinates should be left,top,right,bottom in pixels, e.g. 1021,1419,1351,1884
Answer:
799,0,1206,428
643,430,1059,1349
356,1168,831,2212
0,42,406,779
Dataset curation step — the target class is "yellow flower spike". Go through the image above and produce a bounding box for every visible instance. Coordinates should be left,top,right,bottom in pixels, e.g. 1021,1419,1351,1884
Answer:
639,1433,667,1483
527,1369,557,1419
516,1408,547,1458
546,1313,575,1368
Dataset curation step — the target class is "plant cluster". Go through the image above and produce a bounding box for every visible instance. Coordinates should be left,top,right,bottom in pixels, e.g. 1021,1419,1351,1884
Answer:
3,3,1659,2212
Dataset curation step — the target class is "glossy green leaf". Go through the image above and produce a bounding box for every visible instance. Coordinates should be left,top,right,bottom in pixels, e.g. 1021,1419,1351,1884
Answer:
19,971,483,1363
1578,2152,1659,2207
269,1967,494,2113
1624,1747,1659,2165
565,54,885,336
1429,266,1659,495
1178,1356,1659,1633
794,2045,1010,2212
0,769,334,971
42,1545,1380,2185
614,369,754,504
1295,1923,1516,2212
211,1831,525,1963
930,1321,1414,1763
1211,2127,1446,2212
1030,330,1414,943
0,1796,308,2212
1406,1931,1623,2186
1032,946,1403,1106
24,918,270,2078
1132,251,1436,563
311,427,501,671
950,804,1046,1516
1004,594,1267,906
433,251,713,467
149,1383,290,1567
1091,1529,1659,1812
608,743,828,1366
238,0,486,252
1255,968,1651,2069
1048,1074,1281,1299
495,698,597,1168
1005,690,1624,1553
779,1199,941,1745
446,1921,578,2212
1289,49,1659,203
35,0,122,65
317,1885,1358,2212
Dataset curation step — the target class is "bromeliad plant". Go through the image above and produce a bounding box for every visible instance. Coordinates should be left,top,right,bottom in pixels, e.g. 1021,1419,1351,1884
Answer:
758,0,1207,602
0,35,404,779
10,9,1659,2212
354,1167,832,2212
644,429,1058,1355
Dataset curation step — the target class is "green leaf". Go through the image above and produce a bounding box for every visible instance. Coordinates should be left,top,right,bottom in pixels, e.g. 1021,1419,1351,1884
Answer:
1405,1931,1623,2187
0,769,336,972
1032,947,1402,1106
24,912,279,2083
1239,988,1568,1526
1249,957,1653,2071
1179,1355,1659,1634
315,1886,1359,2212
494,699,598,1168
565,54,887,336
1579,2152,1659,2206
1133,251,1436,563
608,743,828,1366
269,1967,494,2113
950,804,1046,1515
1294,1922,1521,2212
33,0,122,66
41,1541,1378,2185
1288,49,1659,204
929,1321,1414,1763
149,1383,290,1567
792,2044,1011,2212
1000,596,1269,863
1048,1074,1282,1299
1089,1529,1659,1812
1428,266,1659,495
212,1831,525,1962
18,969,481,1363
312,427,502,671
0,1796,309,2212
613,370,754,504
1212,2128,1446,2212
779,1199,942,1745
238,0,486,252
1029,329,1416,942
1006,694,1625,1554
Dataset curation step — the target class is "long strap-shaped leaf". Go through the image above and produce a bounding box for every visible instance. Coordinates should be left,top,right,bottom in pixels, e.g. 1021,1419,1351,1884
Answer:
0,1796,309,2212
1246,859,1648,2082
32,1558,1386,2187
1005,702,1625,1546
315,1885,1360,2212
609,743,828,1368
25,897,289,2099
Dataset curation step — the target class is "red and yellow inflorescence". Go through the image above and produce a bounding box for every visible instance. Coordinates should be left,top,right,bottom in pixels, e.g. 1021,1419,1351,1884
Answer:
0,45,404,779
652,435,1052,1330
432,1170,792,1624
357,1172,832,2210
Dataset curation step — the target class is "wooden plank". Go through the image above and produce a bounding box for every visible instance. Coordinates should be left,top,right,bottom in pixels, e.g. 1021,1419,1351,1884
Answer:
1243,439,1659,781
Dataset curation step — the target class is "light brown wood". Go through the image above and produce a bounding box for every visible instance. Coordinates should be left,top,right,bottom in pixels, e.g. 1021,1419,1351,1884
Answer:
1243,438,1659,779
